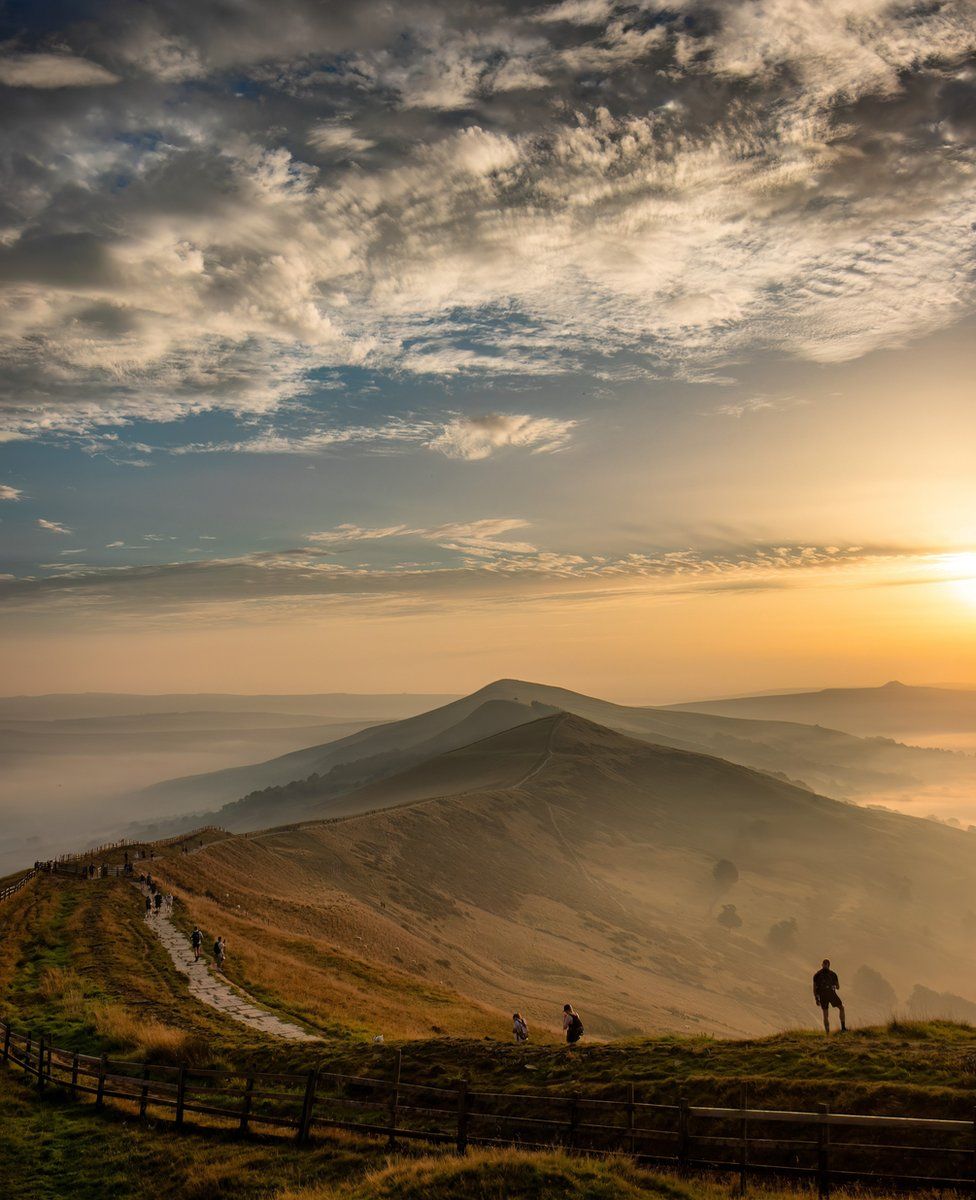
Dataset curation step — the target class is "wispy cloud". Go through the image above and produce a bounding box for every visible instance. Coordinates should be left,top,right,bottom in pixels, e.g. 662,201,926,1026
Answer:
0,534,945,624
36,518,71,534
0,52,119,89
175,413,577,460
708,396,807,418
426,414,576,460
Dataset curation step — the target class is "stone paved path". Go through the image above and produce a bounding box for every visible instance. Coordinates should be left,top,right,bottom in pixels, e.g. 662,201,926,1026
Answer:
142,897,319,1042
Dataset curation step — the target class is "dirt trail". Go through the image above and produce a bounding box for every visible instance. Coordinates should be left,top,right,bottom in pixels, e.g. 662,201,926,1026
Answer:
140,895,319,1042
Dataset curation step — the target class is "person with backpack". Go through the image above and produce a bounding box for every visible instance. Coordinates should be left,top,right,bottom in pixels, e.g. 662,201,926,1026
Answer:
213,937,226,970
513,1012,529,1043
562,1003,584,1046
154,891,163,913
191,927,203,962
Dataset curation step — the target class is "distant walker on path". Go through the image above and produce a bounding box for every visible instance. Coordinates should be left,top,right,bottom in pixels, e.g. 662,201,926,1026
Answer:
813,958,847,1033
213,936,226,971
563,1003,584,1046
513,1011,528,1043
191,927,203,961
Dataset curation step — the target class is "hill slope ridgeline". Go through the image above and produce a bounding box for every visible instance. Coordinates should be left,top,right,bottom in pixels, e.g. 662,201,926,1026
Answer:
154,713,976,1040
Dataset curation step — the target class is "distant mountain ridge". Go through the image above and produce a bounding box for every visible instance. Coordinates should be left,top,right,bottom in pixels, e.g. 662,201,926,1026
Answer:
134,678,976,831
0,692,458,721
669,681,976,739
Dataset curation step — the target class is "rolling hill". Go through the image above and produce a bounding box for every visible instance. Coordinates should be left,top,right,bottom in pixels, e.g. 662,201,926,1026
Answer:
153,712,976,1040
137,679,976,830
669,682,976,749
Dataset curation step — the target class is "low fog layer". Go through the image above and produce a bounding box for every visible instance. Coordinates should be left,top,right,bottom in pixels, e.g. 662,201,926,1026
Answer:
0,692,451,873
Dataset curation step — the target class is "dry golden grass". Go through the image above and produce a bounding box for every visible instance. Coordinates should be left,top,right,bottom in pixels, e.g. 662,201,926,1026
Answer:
38,966,88,1019
89,1002,207,1064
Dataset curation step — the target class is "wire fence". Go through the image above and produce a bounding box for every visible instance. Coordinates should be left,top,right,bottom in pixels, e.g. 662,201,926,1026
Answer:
3,1019,974,1195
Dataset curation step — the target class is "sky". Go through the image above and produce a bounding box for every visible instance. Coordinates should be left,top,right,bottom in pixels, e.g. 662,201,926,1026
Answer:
0,0,974,702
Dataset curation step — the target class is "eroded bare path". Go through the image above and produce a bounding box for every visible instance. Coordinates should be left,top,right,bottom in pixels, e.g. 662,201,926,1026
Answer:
141,898,319,1042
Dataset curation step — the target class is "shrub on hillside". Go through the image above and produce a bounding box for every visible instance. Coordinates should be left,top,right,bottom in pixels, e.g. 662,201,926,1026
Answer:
851,965,897,1010
712,860,739,890
716,904,742,933
766,917,798,953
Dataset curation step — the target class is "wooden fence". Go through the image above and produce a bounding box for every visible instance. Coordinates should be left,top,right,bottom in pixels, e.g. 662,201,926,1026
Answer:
2,1019,974,1195
0,867,38,904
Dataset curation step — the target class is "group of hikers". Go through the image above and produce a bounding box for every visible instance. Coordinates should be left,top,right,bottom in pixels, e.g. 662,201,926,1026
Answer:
511,963,846,1046
189,926,228,970
511,1004,585,1046
141,873,175,917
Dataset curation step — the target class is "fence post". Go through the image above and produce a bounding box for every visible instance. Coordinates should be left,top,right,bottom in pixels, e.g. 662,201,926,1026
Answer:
239,1076,254,1133
71,1053,79,1100
677,1095,690,1169
817,1102,830,1200
739,1084,748,1194
175,1062,187,1128
297,1069,318,1144
627,1082,636,1158
456,1079,469,1156
139,1062,150,1117
971,1104,975,1198
387,1049,402,1149
568,1091,581,1149
37,1036,45,1092
95,1053,107,1108
25,1030,32,1074
3,1019,11,1064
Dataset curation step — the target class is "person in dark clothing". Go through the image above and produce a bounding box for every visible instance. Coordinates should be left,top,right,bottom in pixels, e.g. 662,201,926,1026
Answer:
145,895,153,916
191,927,203,961
154,891,163,912
813,959,847,1033
562,1003,584,1046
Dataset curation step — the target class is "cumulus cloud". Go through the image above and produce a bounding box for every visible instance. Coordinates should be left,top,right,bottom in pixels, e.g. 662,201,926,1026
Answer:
0,484,21,500
0,52,119,88
0,1,973,443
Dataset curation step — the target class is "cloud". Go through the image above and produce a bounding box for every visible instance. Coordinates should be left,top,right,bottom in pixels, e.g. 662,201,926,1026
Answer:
0,484,21,500
426,414,577,460
176,412,575,460
0,53,119,89
709,396,806,418
37,518,71,534
307,518,536,555
307,122,376,157
0,2,973,443
0,531,936,626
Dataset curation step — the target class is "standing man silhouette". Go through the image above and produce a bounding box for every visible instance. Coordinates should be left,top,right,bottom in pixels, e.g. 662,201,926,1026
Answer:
813,959,847,1033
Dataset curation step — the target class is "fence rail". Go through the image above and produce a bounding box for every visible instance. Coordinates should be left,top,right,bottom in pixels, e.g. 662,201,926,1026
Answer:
2,1019,974,1195
0,867,38,904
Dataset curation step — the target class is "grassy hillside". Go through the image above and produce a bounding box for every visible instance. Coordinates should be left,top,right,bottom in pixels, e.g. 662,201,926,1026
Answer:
139,713,976,1041
0,1067,889,1200
4,860,976,1200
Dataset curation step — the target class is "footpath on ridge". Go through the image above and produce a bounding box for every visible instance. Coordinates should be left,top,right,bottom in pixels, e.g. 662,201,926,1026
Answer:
140,895,319,1042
